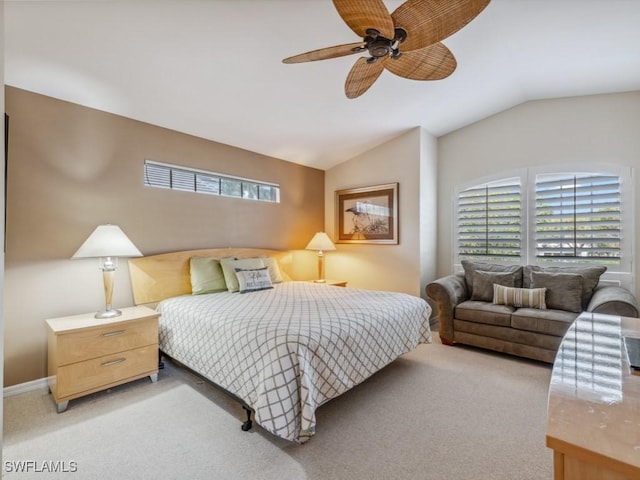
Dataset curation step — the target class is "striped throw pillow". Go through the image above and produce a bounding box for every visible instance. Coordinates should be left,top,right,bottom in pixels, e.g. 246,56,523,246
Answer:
493,284,547,309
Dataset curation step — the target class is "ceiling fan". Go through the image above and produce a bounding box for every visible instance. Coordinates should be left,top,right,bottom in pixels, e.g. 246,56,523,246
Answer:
283,0,491,98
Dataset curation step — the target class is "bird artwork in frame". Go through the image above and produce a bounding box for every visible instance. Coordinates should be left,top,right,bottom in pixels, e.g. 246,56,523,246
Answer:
335,183,398,244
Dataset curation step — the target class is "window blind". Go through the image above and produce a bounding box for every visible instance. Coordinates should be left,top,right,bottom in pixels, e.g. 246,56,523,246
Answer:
143,160,280,203
457,180,521,262
535,174,620,262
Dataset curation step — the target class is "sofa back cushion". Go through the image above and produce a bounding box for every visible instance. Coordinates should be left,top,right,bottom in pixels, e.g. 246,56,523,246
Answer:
471,270,520,302
461,260,523,299
523,265,606,310
530,271,583,312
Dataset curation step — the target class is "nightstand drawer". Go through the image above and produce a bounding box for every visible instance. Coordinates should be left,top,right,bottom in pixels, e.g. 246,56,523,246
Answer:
57,318,157,365
56,345,157,399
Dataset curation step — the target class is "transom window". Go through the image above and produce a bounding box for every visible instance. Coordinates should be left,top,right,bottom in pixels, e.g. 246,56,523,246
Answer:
143,160,280,203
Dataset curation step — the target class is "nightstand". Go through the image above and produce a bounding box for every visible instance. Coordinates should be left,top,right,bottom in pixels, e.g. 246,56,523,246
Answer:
310,279,347,287
46,305,160,413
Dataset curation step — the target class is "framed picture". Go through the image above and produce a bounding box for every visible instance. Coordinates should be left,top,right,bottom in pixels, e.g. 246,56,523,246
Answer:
335,183,398,244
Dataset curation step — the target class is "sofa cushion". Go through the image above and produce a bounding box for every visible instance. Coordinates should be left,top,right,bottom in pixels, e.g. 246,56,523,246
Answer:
461,260,523,298
471,270,520,302
455,300,514,327
493,285,547,309
523,265,606,310
529,270,583,312
453,320,564,353
511,308,578,337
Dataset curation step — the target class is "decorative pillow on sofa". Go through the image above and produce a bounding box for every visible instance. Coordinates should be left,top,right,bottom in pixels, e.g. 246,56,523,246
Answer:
235,267,274,293
524,265,605,310
493,285,547,309
461,260,523,299
189,257,227,295
471,270,520,302
530,271,583,313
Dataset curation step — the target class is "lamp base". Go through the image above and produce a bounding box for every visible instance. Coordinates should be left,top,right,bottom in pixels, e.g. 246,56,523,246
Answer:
95,308,122,319
313,279,326,283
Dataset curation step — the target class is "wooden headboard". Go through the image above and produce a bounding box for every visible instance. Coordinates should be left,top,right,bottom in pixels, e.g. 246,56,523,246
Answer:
128,248,294,305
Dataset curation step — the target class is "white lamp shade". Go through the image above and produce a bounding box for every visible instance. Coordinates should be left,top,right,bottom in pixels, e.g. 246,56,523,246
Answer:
305,232,336,251
72,224,142,259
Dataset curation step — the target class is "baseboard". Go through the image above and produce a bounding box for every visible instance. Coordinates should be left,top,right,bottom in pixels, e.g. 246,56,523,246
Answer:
4,377,50,397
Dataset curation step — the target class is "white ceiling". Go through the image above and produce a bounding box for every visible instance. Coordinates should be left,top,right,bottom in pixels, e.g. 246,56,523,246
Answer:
5,0,640,170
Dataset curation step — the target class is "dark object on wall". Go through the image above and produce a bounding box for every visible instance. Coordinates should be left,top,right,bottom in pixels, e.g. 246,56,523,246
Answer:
4,113,8,252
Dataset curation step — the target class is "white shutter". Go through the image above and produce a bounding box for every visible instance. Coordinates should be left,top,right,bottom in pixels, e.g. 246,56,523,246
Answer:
457,180,521,262
535,174,620,263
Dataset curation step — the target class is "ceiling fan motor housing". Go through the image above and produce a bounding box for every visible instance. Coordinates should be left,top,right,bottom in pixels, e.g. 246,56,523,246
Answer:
365,27,406,59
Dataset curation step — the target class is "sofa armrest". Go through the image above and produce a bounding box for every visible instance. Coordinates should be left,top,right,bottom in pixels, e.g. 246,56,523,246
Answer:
587,285,639,318
426,273,469,342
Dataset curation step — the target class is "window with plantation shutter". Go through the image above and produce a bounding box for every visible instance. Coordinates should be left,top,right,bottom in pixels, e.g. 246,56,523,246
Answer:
457,179,522,263
143,160,280,203
535,173,620,264
454,166,632,289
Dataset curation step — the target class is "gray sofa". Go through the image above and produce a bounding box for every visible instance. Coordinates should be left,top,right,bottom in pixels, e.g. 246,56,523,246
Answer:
426,260,639,363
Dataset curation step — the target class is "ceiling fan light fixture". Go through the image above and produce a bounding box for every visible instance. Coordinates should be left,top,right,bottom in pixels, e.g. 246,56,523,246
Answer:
282,0,491,98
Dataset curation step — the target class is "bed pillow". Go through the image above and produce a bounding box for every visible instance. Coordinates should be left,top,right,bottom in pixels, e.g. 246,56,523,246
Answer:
493,285,547,309
471,270,520,302
530,271,583,313
260,256,284,284
189,257,227,295
235,267,274,294
220,257,265,292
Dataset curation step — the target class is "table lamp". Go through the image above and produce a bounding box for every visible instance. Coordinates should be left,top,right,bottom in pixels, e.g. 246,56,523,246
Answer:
72,224,142,319
305,232,336,283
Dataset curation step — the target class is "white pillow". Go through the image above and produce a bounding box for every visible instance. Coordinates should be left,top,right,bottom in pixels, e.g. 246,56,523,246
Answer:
219,257,265,292
260,256,284,284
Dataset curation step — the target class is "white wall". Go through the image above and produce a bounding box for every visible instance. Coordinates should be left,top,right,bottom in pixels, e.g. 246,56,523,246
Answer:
325,127,438,297
437,91,640,298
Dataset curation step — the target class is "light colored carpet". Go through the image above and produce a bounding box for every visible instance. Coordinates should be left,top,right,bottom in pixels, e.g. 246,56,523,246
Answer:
3,334,553,479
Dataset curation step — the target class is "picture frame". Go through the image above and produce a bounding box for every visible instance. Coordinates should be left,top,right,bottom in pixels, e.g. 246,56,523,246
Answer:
335,183,398,244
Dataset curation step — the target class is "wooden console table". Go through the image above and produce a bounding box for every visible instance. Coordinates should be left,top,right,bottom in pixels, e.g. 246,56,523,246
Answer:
546,312,640,480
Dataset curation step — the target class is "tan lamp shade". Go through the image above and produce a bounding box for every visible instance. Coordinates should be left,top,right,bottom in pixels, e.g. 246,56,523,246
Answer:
305,232,336,283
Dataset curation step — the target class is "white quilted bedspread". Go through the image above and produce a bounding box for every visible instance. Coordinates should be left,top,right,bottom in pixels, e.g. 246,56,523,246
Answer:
157,281,432,443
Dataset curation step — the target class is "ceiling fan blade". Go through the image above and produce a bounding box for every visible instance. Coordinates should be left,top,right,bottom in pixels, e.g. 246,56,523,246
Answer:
282,42,365,64
385,42,456,80
333,0,394,39
345,57,386,99
392,0,491,52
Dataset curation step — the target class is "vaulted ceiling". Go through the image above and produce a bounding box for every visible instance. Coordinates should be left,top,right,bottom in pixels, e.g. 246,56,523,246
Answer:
5,1,640,170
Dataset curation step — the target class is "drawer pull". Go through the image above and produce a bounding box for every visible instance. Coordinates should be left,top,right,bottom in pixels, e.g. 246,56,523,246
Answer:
102,330,125,337
101,358,126,367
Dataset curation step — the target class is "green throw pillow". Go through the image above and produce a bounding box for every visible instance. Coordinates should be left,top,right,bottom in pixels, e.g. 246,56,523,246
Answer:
189,257,227,295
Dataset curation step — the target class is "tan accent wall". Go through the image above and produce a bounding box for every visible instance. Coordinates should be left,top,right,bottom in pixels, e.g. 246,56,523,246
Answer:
4,86,324,386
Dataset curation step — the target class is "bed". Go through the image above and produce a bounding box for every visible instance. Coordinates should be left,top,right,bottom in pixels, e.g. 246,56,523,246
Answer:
129,248,432,443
